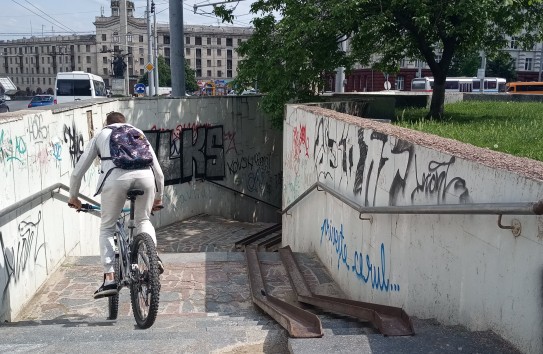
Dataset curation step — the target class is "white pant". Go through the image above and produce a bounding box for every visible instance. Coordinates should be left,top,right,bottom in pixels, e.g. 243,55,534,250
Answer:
99,168,157,273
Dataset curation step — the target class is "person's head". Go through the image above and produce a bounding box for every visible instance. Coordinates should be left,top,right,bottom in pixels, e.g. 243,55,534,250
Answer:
106,112,126,125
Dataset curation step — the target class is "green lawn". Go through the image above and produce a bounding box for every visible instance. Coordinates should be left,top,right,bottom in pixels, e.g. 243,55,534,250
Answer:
395,101,543,162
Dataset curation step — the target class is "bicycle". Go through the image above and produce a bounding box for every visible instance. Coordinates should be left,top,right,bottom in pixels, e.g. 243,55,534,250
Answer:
73,189,161,329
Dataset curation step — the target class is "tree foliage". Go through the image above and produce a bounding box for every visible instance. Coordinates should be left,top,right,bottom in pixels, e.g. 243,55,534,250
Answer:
139,56,198,92
216,0,543,124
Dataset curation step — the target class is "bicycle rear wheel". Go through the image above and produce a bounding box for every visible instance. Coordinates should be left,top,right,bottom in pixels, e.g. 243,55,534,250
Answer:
129,232,161,329
107,249,120,320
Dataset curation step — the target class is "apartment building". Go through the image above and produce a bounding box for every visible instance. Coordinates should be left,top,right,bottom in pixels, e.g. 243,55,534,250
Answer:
0,0,253,95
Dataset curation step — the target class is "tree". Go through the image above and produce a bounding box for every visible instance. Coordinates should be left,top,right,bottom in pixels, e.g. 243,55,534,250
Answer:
216,0,543,123
448,51,517,82
139,56,198,93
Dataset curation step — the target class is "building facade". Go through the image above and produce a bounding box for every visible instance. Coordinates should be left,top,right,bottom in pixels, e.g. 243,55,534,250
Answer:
0,0,253,95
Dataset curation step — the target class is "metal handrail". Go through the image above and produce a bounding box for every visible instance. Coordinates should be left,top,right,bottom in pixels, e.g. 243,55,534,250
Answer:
0,183,101,226
282,181,543,216
204,179,281,211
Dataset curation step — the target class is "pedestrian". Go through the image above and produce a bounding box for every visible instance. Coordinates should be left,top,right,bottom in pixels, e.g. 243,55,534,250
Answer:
68,111,165,299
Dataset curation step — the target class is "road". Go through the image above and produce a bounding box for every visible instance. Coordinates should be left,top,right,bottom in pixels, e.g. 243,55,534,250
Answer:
5,99,32,112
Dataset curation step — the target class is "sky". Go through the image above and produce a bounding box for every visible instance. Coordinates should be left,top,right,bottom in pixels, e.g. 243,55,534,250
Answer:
1,0,258,40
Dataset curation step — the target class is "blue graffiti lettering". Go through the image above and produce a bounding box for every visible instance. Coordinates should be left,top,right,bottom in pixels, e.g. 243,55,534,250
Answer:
320,219,349,271
352,243,399,292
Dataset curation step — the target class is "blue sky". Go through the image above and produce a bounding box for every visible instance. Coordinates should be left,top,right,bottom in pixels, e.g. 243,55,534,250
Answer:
2,0,257,40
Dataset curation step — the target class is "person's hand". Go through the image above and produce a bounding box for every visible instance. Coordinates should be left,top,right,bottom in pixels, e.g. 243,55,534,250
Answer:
152,199,163,212
68,197,82,210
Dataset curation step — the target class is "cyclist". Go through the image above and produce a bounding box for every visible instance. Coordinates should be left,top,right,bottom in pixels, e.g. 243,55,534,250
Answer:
68,111,165,299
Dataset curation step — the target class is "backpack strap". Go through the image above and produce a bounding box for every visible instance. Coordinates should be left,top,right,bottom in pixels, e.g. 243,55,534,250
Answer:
98,125,114,161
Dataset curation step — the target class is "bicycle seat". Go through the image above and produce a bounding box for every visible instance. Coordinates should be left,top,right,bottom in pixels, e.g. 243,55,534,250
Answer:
127,189,145,198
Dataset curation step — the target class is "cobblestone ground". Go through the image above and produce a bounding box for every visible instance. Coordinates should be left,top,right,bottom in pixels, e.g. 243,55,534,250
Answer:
16,214,342,322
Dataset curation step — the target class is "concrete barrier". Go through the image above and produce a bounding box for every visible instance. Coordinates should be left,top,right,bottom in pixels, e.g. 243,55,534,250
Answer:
282,103,543,354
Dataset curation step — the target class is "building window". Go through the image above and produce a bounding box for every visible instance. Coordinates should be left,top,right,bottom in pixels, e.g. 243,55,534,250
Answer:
139,35,144,43
207,70,212,77
113,32,119,42
102,34,107,41
86,56,91,64
196,49,201,58
217,60,222,67
186,37,190,45
196,59,201,68
227,60,232,69
227,70,232,78
237,39,242,46
164,35,170,44
525,58,533,71
207,60,211,67
207,48,211,56
102,45,108,52
195,36,202,45
186,48,190,55
127,33,133,43
217,38,221,45
196,69,202,77
103,68,108,75
395,75,405,90
217,49,221,56
113,8,119,16
186,59,191,65
227,50,232,59
226,38,233,46
140,57,144,64
86,45,91,52
510,36,518,49
165,47,170,56
140,69,144,75
87,67,91,73
139,47,144,54
217,70,222,77
103,57,108,64
207,37,211,45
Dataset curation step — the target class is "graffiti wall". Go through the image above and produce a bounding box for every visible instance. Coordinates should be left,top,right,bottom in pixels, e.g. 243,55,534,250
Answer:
282,104,543,354
0,95,282,322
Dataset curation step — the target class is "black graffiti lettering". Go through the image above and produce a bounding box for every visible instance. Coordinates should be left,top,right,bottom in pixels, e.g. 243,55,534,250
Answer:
205,126,225,180
63,122,84,167
388,139,415,206
28,114,49,142
411,156,470,203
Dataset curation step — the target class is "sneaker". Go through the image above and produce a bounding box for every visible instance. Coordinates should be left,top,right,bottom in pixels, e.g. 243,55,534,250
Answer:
93,282,118,299
157,256,164,275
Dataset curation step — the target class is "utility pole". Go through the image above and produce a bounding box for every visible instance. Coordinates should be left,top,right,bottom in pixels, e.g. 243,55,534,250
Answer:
120,0,129,96
169,0,185,96
146,0,155,96
335,36,346,93
153,1,159,95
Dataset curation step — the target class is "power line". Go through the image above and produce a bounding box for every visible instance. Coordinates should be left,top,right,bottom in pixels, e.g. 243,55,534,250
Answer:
10,0,76,34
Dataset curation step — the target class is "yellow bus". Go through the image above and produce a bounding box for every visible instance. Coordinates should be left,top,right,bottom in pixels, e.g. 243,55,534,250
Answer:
506,82,543,94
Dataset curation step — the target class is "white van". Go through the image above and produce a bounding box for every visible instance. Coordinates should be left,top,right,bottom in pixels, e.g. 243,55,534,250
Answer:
54,71,107,104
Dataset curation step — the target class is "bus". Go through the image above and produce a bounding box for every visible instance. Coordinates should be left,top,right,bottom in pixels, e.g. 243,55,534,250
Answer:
411,77,506,93
505,82,543,94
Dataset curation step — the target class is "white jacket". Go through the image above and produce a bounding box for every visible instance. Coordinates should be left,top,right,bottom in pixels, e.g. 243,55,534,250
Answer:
69,123,165,199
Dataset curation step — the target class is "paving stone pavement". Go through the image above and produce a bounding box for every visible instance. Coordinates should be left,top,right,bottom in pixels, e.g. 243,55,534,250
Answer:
8,214,522,354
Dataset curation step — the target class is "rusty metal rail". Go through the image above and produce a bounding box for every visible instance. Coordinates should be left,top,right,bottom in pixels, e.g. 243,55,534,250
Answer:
279,246,414,336
245,246,323,338
235,223,281,250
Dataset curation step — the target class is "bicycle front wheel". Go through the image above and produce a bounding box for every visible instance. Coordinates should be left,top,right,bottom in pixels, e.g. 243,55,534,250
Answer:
129,232,161,329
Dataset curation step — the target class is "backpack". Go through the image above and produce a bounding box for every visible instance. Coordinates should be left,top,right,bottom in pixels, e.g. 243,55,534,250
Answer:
100,125,153,170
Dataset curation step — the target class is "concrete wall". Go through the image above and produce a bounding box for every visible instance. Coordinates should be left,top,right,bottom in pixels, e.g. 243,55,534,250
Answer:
0,96,282,322
282,104,543,354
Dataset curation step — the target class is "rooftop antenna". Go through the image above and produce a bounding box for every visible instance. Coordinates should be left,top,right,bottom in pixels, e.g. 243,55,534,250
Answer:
101,6,104,17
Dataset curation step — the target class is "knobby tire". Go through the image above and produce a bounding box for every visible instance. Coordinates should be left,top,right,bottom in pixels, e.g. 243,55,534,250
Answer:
129,232,160,329
107,246,121,320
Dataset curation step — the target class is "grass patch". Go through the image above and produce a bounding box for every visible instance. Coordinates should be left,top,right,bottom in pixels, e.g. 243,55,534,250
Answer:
395,101,543,161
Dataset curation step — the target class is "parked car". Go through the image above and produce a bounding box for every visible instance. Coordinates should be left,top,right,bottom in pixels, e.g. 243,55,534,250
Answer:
0,99,9,113
28,94,54,108
1,94,11,101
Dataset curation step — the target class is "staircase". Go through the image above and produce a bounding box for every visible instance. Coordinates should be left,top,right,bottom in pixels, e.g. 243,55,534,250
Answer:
3,215,522,354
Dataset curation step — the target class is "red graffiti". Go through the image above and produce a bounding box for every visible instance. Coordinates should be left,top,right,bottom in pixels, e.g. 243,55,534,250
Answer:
224,131,238,155
293,124,309,159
